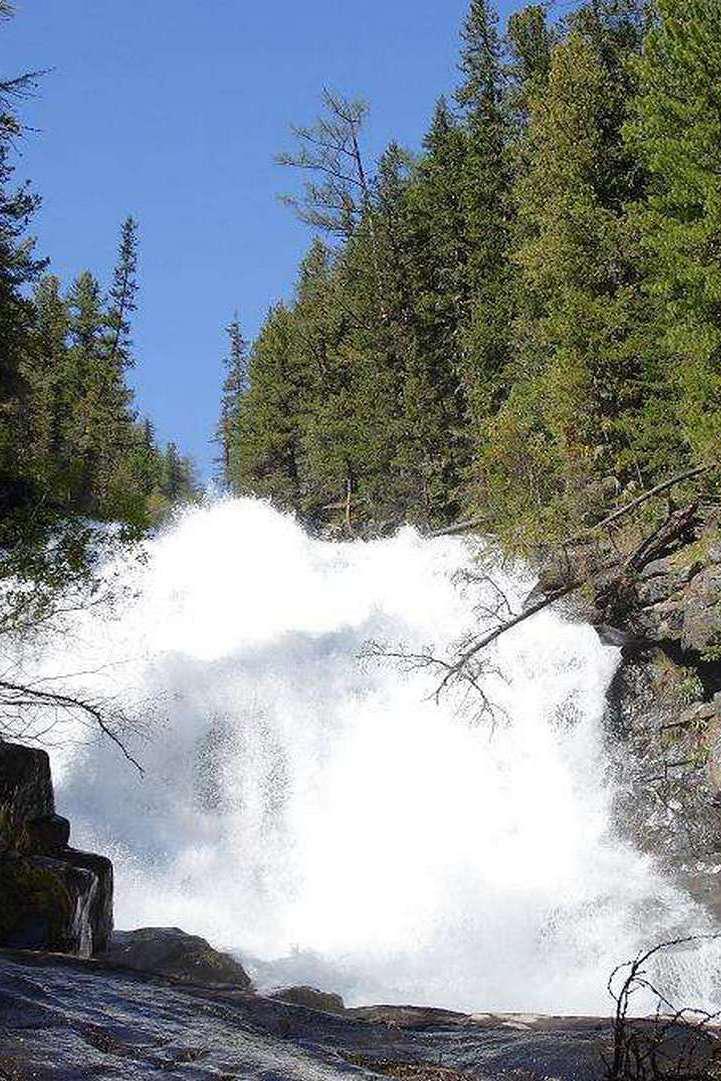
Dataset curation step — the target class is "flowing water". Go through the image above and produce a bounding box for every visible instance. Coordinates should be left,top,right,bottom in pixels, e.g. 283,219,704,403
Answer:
18,498,721,1013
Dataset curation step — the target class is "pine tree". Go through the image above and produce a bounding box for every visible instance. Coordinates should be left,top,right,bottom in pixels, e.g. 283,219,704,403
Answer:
160,441,192,502
455,0,514,466
231,304,307,508
21,275,70,487
629,0,721,466
0,32,46,487
65,261,135,516
456,0,502,116
106,215,138,370
216,315,249,487
475,0,648,543
505,5,554,130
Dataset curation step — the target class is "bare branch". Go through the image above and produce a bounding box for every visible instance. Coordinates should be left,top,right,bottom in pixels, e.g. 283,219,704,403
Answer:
0,679,144,772
605,935,721,1080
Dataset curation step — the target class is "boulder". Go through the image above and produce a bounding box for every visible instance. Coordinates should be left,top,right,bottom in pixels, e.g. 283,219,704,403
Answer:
104,927,252,989
681,566,721,653
0,741,54,828
0,741,114,958
267,985,345,1013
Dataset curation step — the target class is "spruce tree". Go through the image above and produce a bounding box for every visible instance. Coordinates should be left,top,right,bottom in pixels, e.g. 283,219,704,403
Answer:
231,304,307,509
475,0,648,543
630,0,721,465
455,0,514,467
216,315,250,488
0,27,46,487
106,215,139,370
21,275,70,488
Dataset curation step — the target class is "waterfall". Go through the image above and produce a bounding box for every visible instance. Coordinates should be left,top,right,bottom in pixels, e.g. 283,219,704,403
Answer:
22,498,721,1013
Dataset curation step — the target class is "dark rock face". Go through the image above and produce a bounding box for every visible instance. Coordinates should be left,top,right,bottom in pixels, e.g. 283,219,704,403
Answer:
104,926,252,989
0,740,54,825
0,740,113,957
1,855,97,957
268,984,345,1013
26,812,71,852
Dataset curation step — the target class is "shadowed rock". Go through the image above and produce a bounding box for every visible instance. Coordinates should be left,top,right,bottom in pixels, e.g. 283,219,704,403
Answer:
0,741,113,957
0,741,54,825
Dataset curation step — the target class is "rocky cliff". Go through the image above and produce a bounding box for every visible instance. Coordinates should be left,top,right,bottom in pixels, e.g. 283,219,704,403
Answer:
537,501,721,916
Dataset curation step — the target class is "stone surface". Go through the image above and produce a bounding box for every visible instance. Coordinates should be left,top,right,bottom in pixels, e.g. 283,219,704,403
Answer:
0,948,635,1080
682,566,721,653
268,985,345,1014
526,507,721,919
0,740,54,826
104,926,252,989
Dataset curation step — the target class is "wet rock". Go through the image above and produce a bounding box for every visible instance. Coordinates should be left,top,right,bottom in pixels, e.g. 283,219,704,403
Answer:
64,848,113,953
105,926,252,988
268,985,345,1013
0,854,98,958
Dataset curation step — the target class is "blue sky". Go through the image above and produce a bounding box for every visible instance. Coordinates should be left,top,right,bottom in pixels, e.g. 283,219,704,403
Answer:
7,0,521,478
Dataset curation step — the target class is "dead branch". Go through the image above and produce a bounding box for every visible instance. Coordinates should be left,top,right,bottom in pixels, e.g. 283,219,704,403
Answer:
0,678,144,772
565,465,712,547
430,464,714,544
605,935,721,1080
430,517,486,538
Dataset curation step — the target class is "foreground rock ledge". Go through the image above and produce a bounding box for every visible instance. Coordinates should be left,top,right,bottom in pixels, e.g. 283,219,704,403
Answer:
0,948,628,1080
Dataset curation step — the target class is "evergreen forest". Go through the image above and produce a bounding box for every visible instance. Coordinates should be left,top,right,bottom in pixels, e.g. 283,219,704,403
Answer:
217,0,721,545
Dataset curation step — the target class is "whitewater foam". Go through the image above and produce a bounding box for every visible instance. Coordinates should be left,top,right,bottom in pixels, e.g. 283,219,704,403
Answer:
14,498,721,1013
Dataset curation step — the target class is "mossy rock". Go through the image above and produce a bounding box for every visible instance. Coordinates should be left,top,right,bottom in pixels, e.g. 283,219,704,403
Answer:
0,856,73,945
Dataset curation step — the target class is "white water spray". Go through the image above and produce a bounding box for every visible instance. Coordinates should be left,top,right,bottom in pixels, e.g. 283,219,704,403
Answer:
21,499,721,1012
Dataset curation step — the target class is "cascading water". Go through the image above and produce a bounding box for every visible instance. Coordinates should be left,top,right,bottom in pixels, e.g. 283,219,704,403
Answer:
17,498,721,1013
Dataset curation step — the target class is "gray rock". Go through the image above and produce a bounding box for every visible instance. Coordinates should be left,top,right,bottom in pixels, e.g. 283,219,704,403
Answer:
635,598,686,642
105,926,252,989
0,949,621,1080
0,742,114,958
268,985,345,1013
682,566,721,653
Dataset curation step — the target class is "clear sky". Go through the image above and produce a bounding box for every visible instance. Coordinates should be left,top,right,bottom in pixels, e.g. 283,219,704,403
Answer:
7,0,522,478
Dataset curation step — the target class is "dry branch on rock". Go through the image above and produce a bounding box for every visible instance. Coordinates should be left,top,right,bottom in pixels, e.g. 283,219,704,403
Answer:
605,937,721,1081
